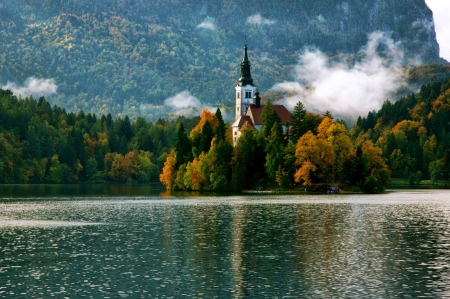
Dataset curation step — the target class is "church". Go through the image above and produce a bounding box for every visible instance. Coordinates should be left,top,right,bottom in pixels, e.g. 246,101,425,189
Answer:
231,40,293,146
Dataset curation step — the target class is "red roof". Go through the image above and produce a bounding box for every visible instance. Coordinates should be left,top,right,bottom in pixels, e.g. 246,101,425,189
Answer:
231,115,254,128
247,104,293,125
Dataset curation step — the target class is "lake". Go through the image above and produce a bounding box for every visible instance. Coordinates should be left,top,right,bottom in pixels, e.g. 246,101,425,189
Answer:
1,186,450,298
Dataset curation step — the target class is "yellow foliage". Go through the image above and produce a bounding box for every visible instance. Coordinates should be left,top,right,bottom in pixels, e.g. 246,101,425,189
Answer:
295,131,335,182
316,117,333,139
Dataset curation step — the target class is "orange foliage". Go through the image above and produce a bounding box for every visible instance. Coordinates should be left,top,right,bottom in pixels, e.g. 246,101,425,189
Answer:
294,161,317,186
391,120,422,136
159,153,176,190
189,110,219,140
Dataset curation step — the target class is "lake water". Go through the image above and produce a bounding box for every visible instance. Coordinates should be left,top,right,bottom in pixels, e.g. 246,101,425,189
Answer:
1,186,450,298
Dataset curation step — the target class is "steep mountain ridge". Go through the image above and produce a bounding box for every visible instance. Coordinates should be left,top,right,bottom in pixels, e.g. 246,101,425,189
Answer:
0,0,444,119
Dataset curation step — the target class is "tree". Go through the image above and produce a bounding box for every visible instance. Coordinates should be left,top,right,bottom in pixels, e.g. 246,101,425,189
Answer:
291,101,306,141
265,122,283,180
429,160,443,185
327,122,354,180
175,122,192,168
160,152,176,190
85,157,100,182
294,131,334,185
48,154,63,183
231,126,257,191
260,99,281,138
215,108,226,144
199,120,213,154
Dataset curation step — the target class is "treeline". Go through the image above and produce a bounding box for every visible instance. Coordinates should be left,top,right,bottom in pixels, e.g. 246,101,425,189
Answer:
353,77,450,184
160,101,390,193
0,89,199,183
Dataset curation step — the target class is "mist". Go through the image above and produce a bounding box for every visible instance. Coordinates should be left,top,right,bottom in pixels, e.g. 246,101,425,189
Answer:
2,77,57,98
196,17,216,30
272,32,409,121
247,14,276,26
164,91,228,119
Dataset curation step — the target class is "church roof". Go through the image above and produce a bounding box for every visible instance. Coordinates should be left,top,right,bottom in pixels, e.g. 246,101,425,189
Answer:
231,115,255,129
247,104,293,126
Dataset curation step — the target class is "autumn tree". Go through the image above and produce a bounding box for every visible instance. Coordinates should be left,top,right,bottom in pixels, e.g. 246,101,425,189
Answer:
160,151,176,190
294,131,334,186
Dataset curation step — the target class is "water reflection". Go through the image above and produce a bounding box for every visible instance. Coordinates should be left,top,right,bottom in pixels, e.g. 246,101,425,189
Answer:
1,190,450,297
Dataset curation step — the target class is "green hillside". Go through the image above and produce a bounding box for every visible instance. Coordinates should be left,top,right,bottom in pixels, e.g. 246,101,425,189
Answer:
0,0,444,119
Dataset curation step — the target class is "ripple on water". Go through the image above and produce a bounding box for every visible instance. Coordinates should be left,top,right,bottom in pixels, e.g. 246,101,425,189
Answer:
1,191,450,297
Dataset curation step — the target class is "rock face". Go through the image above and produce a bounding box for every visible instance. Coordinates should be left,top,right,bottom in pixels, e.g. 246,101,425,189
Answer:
0,0,441,118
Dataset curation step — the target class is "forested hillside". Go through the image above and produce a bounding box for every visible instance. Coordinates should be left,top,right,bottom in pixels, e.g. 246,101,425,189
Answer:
353,76,450,183
0,0,444,119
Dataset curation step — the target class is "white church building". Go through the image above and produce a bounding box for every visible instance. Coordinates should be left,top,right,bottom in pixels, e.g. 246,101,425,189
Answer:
231,40,292,146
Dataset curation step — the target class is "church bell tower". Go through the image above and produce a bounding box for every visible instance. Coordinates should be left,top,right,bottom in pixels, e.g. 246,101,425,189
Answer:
235,38,256,120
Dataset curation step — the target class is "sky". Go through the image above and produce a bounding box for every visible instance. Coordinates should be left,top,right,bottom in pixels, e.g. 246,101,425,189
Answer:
424,0,450,61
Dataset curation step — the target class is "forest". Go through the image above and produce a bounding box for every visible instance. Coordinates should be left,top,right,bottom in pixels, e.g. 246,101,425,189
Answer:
353,77,450,185
0,88,199,184
1,76,450,192
0,0,445,120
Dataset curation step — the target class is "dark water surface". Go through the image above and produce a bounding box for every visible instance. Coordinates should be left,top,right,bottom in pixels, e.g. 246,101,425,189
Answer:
1,187,450,298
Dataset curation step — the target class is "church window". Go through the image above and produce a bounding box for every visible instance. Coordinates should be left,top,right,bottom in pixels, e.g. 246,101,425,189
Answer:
245,91,252,98
237,93,240,99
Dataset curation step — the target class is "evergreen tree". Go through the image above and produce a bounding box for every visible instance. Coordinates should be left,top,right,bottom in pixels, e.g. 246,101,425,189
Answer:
265,122,283,180
175,123,192,168
199,120,213,153
215,108,226,144
260,99,281,138
119,135,128,155
291,101,306,142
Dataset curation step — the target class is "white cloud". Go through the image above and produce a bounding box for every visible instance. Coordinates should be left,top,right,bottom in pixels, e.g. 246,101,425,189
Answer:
317,15,326,23
164,91,230,120
2,77,57,98
164,91,201,110
196,17,216,30
247,13,276,26
424,0,450,61
272,32,408,122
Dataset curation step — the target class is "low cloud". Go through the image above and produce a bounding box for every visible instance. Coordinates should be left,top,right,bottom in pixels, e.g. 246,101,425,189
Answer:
316,15,326,23
412,18,434,33
272,32,408,121
2,77,57,98
196,17,216,30
164,91,201,110
164,91,230,120
247,14,276,25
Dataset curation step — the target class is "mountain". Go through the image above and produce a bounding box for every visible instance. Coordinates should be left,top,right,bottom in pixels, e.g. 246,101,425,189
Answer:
0,0,446,120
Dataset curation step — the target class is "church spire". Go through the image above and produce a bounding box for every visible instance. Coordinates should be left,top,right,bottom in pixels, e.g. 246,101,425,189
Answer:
238,36,254,86
243,36,249,63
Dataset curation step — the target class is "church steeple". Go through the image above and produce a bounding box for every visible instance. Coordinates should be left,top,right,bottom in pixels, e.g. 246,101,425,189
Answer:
238,37,254,86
